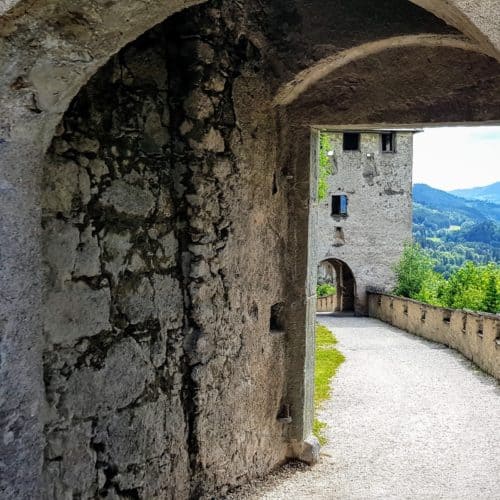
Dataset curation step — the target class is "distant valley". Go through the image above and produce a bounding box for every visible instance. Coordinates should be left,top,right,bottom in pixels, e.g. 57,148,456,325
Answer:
413,183,500,276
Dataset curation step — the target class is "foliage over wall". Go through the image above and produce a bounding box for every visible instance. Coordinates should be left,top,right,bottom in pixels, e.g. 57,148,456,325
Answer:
318,134,333,201
393,243,500,313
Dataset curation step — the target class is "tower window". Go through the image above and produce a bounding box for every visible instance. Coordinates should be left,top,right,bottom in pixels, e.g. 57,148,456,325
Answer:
343,133,360,151
381,132,395,152
332,195,348,216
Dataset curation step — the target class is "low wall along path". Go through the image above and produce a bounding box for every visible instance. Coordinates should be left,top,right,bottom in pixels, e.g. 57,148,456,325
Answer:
369,293,500,380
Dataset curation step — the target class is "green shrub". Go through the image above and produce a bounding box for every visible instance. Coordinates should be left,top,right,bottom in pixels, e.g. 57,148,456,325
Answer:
317,283,336,297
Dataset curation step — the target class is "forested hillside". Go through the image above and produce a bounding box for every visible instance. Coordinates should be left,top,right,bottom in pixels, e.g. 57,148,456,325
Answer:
413,183,500,276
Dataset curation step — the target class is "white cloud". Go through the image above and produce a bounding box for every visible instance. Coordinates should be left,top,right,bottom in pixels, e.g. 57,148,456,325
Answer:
413,126,500,191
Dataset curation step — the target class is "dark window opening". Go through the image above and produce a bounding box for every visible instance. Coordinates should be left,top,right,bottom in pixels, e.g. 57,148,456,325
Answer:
343,132,360,151
477,319,483,338
443,311,451,324
381,132,395,153
270,302,285,332
272,172,278,195
334,226,345,246
331,195,348,217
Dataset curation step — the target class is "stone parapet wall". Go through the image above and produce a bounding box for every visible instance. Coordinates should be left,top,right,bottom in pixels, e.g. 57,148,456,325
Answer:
317,295,336,312
368,293,500,380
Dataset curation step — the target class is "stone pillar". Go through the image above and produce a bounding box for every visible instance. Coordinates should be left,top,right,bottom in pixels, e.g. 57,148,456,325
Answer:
0,119,46,499
284,126,320,463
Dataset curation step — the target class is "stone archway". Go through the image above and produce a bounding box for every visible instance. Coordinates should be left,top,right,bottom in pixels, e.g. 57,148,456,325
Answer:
3,0,500,498
38,9,293,498
274,33,487,106
320,259,357,313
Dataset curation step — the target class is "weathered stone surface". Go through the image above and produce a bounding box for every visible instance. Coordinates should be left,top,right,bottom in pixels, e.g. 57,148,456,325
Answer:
152,274,184,329
43,282,111,345
42,159,87,215
189,127,225,152
184,89,215,120
74,225,101,278
42,219,79,284
101,230,134,281
100,179,156,217
116,276,155,324
142,108,169,153
62,338,154,418
52,423,96,494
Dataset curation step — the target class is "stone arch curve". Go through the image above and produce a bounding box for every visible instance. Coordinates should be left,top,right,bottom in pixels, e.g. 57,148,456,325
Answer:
319,258,357,313
274,33,487,106
408,0,500,59
1,0,208,144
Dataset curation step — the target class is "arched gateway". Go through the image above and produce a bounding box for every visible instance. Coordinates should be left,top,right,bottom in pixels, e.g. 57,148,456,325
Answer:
319,259,357,313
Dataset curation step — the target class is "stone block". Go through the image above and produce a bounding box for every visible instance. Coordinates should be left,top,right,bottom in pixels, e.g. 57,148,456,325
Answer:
184,89,214,120
42,159,80,215
100,179,155,217
74,225,101,277
42,219,79,284
116,276,155,324
189,127,225,153
44,282,111,346
62,338,155,418
101,230,133,280
152,274,184,329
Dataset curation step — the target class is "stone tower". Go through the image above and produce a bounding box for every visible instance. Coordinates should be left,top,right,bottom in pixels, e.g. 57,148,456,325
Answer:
317,130,417,314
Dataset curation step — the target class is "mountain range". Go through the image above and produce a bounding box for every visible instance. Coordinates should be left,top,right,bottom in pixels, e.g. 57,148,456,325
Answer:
413,183,500,224
450,181,500,204
412,182,499,276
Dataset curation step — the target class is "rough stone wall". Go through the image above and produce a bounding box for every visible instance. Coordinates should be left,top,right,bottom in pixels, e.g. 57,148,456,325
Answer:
369,293,500,379
317,132,414,313
41,29,191,499
164,6,290,494
40,7,289,498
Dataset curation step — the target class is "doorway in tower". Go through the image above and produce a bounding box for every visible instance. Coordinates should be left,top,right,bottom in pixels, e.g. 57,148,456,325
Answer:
317,259,356,313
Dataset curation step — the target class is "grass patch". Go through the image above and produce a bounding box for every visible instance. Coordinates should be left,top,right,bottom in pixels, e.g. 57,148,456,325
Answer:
313,323,345,445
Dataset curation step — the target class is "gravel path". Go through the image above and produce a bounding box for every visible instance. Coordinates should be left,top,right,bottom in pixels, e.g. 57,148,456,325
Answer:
229,315,500,500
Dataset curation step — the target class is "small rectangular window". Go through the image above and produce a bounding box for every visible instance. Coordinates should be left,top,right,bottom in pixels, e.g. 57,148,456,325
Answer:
332,195,348,216
343,132,360,151
381,132,395,152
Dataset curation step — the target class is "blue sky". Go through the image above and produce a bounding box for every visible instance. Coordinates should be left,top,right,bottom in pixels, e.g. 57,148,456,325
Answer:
413,126,500,191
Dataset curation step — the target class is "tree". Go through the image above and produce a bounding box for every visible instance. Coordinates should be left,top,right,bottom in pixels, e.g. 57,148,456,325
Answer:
482,266,499,313
439,261,499,313
393,243,436,299
414,271,446,307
